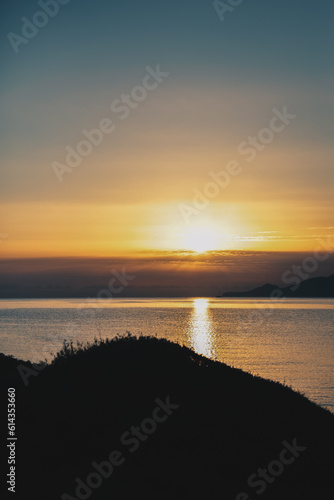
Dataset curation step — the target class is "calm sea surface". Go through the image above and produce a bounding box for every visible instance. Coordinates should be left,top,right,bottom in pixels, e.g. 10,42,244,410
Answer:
0,298,333,412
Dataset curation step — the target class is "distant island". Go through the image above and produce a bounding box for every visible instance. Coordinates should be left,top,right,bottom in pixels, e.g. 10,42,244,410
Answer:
219,274,334,298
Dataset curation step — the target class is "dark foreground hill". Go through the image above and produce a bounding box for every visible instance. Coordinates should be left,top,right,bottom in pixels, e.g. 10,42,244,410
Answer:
221,273,334,298
1,335,333,500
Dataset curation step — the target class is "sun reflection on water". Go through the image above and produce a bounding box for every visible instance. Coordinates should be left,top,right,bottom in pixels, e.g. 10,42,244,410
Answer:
188,299,215,359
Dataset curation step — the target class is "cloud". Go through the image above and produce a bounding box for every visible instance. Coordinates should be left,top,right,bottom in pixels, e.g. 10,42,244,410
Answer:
1,250,333,298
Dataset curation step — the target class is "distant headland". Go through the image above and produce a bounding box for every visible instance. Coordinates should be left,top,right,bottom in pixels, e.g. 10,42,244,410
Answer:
218,274,334,298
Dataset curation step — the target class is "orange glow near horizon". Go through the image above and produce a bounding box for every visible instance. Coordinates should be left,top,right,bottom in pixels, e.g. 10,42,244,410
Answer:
1,197,333,260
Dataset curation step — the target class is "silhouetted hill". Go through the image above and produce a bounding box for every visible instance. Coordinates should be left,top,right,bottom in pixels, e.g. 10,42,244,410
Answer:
221,274,334,298
221,283,278,297
1,336,333,499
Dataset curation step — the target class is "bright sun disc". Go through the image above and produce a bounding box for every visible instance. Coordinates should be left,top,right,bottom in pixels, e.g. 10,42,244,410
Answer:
183,224,220,253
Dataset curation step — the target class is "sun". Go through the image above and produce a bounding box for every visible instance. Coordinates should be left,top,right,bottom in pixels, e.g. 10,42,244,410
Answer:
182,224,220,253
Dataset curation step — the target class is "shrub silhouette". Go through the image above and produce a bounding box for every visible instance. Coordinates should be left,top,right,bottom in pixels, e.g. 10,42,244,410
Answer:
1,334,333,499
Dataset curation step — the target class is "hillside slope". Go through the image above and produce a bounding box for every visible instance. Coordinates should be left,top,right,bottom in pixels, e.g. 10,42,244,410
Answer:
1,335,333,499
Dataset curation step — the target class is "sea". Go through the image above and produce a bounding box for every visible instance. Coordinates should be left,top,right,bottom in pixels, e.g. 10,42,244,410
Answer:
0,298,333,412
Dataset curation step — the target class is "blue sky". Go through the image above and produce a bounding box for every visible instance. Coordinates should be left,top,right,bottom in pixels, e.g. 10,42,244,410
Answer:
2,0,333,79
2,0,333,155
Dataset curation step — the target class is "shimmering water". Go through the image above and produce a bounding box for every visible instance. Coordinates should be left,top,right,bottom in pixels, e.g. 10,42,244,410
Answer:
0,298,333,411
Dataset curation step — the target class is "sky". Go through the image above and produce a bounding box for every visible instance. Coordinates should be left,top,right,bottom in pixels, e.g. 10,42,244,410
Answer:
0,0,333,296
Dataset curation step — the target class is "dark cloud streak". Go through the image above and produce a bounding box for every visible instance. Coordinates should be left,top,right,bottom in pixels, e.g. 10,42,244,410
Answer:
0,251,333,298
